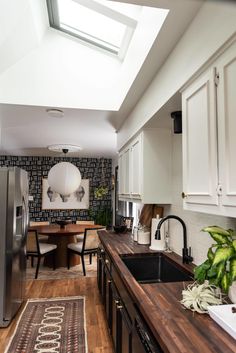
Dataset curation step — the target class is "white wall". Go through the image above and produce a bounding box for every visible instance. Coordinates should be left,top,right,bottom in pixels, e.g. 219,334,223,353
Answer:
164,134,236,266
118,0,236,149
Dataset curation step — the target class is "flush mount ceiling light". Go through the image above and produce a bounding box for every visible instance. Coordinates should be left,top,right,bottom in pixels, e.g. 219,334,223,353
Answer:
46,108,64,118
48,144,82,153
47,144,82,196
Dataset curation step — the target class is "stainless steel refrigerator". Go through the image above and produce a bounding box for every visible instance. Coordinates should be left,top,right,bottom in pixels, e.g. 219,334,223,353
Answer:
0,167,29,327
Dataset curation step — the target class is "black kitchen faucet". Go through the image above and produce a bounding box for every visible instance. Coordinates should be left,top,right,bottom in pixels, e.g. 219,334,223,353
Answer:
155,215,193,264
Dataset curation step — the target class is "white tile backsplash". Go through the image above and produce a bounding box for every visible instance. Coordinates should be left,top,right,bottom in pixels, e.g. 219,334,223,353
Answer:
164,134,236,265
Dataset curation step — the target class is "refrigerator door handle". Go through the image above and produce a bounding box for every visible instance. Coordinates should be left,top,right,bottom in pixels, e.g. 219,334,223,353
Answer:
15,234,23,241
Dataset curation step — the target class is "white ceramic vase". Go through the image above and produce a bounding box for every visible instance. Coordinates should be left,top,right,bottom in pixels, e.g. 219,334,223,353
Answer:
228,282,236,303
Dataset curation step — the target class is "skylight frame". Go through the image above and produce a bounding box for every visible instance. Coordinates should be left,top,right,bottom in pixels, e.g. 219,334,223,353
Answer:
46,0,137,58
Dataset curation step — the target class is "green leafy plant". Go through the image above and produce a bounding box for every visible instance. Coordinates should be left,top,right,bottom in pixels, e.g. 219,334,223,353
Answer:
94,186,108,199
89,207,112,228
194,226,236,293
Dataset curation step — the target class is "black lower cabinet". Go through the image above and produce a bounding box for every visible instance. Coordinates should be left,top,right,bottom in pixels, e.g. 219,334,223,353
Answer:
97,245,163,353
105,266,112,330
111,283,132,353
119,305,132,353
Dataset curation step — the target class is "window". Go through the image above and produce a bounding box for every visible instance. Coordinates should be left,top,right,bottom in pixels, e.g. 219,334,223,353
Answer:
46,0,138,58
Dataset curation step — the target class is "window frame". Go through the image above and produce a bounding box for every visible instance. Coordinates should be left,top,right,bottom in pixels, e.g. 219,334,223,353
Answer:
46,0,137,58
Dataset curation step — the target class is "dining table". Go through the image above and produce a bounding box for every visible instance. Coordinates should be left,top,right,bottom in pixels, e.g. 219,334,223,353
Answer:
28,223,104,268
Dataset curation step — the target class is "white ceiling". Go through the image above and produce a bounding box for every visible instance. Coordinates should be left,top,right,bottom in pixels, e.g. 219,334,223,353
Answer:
0,0,204,158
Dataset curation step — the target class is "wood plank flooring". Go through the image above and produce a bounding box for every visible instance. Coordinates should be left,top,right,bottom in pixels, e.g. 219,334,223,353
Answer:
0,277,114,353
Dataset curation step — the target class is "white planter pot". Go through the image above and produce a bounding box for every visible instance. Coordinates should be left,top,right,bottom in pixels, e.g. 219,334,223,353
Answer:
228,282,236,303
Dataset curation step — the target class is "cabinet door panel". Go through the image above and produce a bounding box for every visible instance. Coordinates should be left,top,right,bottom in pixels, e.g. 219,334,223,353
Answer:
218,41,236,207
120,307,132,353
118,148,130,196
130,135,142,197
182,67,218,206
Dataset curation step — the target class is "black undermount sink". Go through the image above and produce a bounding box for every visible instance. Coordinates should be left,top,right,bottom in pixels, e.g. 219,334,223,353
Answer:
120,253,193,284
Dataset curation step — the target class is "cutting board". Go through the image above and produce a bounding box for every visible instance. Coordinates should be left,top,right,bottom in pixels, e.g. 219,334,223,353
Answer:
139,204,164,228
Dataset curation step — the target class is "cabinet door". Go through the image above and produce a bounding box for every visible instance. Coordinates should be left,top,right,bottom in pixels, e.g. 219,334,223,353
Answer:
217,41,236,208
104,266,112,331
182,67,218,207
130,134,142,198
111,284,120,352
119,306,132,353
97,249,103,293
118,148,130,197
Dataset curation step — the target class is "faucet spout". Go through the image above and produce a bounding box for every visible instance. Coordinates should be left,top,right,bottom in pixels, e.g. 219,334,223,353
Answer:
155,215,193,264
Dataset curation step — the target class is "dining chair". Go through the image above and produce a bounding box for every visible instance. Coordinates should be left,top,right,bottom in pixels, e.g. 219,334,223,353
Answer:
75,220,95,241
67,227,104,275
29,221,50,243
26,230,57,279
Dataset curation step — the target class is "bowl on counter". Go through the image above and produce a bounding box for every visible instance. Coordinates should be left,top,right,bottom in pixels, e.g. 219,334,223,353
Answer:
55,219,72,229
113,225,127,234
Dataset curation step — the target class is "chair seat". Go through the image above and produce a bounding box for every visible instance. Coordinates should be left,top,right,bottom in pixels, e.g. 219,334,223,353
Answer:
67,242,83,253
39,242,57,255
76,234,84,241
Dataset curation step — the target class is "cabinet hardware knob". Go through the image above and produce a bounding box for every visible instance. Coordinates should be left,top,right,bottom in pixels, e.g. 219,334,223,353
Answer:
182,192,187,199
105,259,109,264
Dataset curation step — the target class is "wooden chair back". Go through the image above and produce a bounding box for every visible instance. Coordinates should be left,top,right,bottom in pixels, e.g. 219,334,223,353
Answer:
30,221,50,226
76,220,95,225
82,228,105,252
26,230,40,254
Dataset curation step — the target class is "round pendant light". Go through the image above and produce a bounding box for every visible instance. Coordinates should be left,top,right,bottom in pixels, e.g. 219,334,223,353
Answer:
47,144,82,196
48,162,81,196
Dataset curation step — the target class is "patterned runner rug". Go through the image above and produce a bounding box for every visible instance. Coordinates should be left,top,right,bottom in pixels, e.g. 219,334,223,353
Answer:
5,297,87,353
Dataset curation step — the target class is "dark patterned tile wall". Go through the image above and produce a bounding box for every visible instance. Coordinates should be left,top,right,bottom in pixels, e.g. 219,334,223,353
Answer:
0,156,112,223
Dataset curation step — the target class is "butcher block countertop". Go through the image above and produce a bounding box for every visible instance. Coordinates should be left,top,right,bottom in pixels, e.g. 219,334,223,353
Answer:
98,230,235,353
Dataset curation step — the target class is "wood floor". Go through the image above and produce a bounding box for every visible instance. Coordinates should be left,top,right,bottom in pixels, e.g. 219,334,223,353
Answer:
0,277,114,353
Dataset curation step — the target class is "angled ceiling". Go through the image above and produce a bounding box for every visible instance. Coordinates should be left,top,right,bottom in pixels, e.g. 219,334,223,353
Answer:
0,0,204,158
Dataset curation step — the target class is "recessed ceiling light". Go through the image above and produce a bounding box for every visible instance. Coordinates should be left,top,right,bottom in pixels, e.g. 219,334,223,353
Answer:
48,144,82,153
46,108,64,118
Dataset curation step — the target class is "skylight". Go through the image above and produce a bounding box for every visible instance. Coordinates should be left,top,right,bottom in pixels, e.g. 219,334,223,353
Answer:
46,0,139,58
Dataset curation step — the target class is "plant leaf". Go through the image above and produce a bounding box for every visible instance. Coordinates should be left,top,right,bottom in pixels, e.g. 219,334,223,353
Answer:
194,260,211,283
216,262,226,281
202,226,231,236
207,266,218,278
209,232,230,245
207,247,215,262
208,277,220,286
232,240,236,252
212,247,234,266
230,257,236,282
221,273,230,293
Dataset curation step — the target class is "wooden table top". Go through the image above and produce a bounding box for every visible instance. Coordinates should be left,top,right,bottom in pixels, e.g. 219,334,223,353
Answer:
29,223,104,236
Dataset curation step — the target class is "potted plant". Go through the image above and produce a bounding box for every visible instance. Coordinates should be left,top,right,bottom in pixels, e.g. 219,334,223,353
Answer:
89,207,112,229
194,226,236,296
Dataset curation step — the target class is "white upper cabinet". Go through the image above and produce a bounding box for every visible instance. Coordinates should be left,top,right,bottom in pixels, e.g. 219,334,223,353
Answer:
118,129,172,204
182,67,218,207
118,146,130,196
182,39,236,216
218,42,236,209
